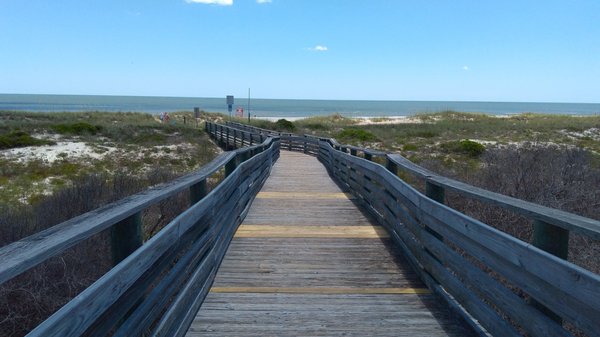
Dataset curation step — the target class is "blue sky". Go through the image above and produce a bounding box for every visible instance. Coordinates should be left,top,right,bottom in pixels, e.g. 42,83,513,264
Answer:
1,0,599,102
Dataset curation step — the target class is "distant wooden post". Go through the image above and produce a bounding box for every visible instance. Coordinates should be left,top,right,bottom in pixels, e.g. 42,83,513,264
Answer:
111,213,143,266
385,157,397,175
189,179,208,205
425,181,445,242
532,221,569,259
425,181,445,204
530,220,569,322
226,128,231,149
225,154,237,177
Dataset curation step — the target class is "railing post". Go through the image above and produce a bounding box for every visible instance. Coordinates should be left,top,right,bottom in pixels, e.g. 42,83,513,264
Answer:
111,212,142,266
425,181,445,204
530,220,569,322
364,152,372,161
425,181,446,242
226,127,230,149
189,179,208,205
532,220,569,259
233,129,237,149
385,157,397,175
225,154,237,177
350,148,357,156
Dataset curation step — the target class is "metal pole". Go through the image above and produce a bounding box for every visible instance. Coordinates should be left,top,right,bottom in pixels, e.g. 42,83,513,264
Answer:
248,88,251,122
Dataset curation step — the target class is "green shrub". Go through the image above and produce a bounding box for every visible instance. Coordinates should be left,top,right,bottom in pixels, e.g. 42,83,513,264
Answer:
336,128,378,142
51,122,102,135
441,139,485,157
0,131,55,149
303,123,330,131
409,130,439,138
275,119,296,131
403,143,418,151
133,132,168,144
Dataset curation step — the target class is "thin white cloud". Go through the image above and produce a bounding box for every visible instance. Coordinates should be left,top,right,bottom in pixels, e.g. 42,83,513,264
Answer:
257,0,272,3
309,45,328,52
185,0,233,5
462,65,470,71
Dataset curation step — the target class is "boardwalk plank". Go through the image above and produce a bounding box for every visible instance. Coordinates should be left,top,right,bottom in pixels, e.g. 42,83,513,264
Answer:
186,151,473,337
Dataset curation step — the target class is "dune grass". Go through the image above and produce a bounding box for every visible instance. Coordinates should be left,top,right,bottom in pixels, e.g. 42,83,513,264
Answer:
0,110,221,206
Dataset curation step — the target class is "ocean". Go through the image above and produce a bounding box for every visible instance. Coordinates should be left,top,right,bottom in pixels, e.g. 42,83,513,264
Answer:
1,94,599,118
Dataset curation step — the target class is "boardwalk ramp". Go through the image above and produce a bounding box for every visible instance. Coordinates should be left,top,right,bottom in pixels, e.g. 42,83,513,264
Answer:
186,151,473,336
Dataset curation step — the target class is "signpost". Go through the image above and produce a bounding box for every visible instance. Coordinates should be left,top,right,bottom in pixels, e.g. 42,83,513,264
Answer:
226,95,234,119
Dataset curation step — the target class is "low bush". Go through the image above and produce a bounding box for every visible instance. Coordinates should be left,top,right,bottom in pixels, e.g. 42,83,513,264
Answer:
51,122,102,135
336,128,378,142
275,119,296,131
441,139,485,157
0,130,55,150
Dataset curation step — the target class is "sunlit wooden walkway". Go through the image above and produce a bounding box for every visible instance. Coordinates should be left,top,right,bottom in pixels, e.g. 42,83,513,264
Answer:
186,151,473,336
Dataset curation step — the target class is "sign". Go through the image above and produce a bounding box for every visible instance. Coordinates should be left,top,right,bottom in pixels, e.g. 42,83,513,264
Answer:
236,107,244,117
226,95,234,113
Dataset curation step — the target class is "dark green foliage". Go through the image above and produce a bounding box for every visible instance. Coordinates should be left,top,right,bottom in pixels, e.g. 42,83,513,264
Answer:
304,123,331,131
0,130,55,149
133,131,168,144
441,139,486,157
408,130,439,138
51,122,102,135
275,119,296,131
403,143,418,151
336,128,378,142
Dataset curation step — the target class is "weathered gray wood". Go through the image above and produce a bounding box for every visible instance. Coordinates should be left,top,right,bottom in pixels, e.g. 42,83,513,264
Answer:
113,229,215,337
187,151,473,337
322,142,599,336
386,153,600,240
16,123,278,336
110,212,143,265
189,179,207,205
0,151,234,285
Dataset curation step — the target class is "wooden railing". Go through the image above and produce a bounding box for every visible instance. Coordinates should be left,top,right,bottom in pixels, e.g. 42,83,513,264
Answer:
0,126,280,337
221,121,600,337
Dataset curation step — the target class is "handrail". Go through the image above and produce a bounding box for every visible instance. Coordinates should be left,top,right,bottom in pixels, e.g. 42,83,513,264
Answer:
386,154,600,240
218,121,600,337
1,123,280,336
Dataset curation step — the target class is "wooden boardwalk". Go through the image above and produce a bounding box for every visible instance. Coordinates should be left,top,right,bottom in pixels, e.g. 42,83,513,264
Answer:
186,151,473,336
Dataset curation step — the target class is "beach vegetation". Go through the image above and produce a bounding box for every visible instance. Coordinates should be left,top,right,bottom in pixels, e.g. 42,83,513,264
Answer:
51,122,102,135
336,128,378,142
0,110,223,335
402,143,418,151
275,118,296,131
0,130,55,149
441,139,486,157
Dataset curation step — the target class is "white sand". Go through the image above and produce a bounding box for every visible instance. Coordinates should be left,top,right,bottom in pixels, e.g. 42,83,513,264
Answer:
1,142,116,163
253,115,425,124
